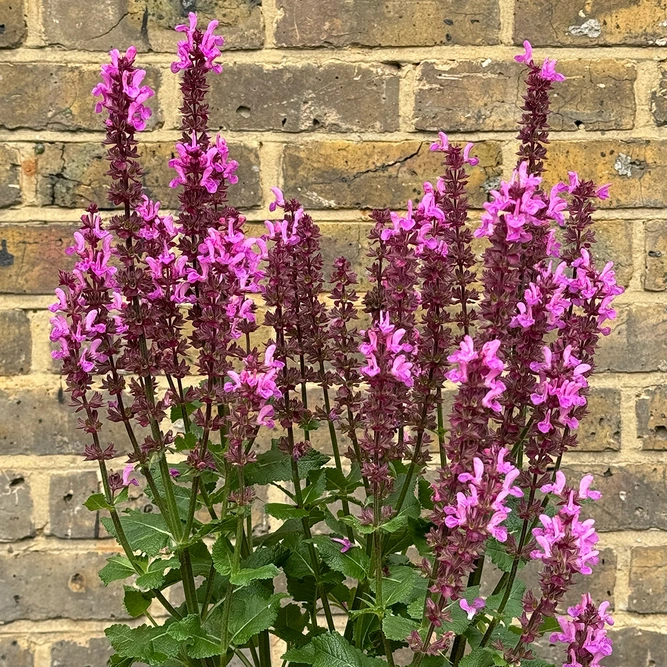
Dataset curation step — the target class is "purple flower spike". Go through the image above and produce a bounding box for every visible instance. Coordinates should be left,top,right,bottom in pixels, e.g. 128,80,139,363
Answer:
332,537,354,553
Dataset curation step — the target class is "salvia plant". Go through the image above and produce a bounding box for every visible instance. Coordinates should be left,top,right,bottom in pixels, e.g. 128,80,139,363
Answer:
50,14,622,667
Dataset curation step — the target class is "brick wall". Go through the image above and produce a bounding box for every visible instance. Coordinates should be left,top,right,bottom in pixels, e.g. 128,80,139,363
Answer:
0,0,666,665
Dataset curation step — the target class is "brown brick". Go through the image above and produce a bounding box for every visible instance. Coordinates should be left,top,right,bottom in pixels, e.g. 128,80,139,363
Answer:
594,219,633,288
545,140,667,209
143,0,264,52
0,379,144,456
36,141,261,210
0,0,26,48
596,304,667,373
0,64,159,132
51,638,112,667
0,145,20,208
414,59,635,132
636,384,667,450
206,63,399,133
0,639,33,667
0,224,77,295
282,140,501,210
521,547,616,608
562,464,667,532
629,546,667,613
0,471,34,541
49,472,100,539
275,0,500,47
514,0,667,46
0,550,126,621
42,0,263,51
645,219,667,291
578,388,621,452
0,310,30,375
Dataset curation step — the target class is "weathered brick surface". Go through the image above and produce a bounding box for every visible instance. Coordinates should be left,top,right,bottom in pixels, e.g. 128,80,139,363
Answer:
578,388,621,452
546,140,667,209
50,638,112,667
645,219,667,291
594,219,633,288
0,224,78,295
0,145,21,207
0,65,159,132
0,380,142,455
596,304,667,373
0,310,31,374
275,0,500,47
636,384,667,450
629,546,667,613
49,472,101,539
563,465,667,532
36,142,261,210
0,0,26,48
282,140,502,210
514,0,667,46
41,0,263,51
206,63,400,133
0,471,34,541
0,638,33,667
0,550,126,621
414,59,636,132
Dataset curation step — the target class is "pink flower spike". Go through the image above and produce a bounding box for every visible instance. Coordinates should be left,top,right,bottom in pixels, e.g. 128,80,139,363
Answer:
332,537,354,553
122,464,139,487
462,142,479,166
429,131,449,152
514,40,533,64
578,475,602,501
596,183,611,200
459,597,485,620
540,58,566,82
169,468,180,478
269,187,285,212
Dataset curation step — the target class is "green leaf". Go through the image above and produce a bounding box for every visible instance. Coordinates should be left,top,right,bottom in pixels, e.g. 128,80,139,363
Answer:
417,477,434,510
167,614,222,659
106,624,181,666
302,469,327,507
282,643,316,664
135,557,180,590
521,661,556,667
339,514,375,535
283,534,317,579
101,511,172,557
310,632,386,667
380,512,410,534
265,503,310,520
485,539,517,574
459,647,493,667
231,564,280,587
273,603,311,645
84,493,112,511
487,581,526,622
370,565,421,608
123,586,152,618
99,556,135,586
228,583,286,646
382,614,420,641
311,536,370,580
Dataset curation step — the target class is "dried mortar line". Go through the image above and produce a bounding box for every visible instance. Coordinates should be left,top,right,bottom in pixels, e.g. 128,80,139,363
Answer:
262,0,280,49
4,45,667,65
497,0,516,45
633,59,662,131
23,0,44,48
397,61,418,133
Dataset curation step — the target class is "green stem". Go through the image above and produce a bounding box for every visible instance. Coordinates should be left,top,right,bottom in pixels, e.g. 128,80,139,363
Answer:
373,494,395,667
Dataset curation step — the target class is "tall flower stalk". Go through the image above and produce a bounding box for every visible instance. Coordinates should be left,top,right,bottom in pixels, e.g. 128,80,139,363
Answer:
52,23,620,667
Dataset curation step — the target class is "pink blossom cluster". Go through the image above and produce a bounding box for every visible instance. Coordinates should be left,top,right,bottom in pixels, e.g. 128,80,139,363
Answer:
171,12,224,74
446,336,506,412
532,472,601,576
514,40,565,82
435,448,522,542
92,47,154,131
359,313,414,388
551,594,614,667
169,133,239,194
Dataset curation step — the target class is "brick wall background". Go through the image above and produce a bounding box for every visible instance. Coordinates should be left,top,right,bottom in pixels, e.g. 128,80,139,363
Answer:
0,0,666,665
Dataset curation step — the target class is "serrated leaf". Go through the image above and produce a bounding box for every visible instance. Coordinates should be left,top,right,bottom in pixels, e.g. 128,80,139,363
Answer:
99,556,135,586
84,493,112,511
231,564,280,587
487,581,526,622
380,513,410,534
370,565,421,608
273,603,310,645
123,586,152,618
167,614,222,659
283,534,316,579
212,534,233,576
521,660,556,667
135,556,180,590
106,623,181,666
265,503,310,520
310,632,386,667
459,647,493,667
101,512,172,557
339,515,375,535
486,539,517,574
228,583,286,646
312,536,370,580
302,469,327,507
283,643,316,664
382,614,420,641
